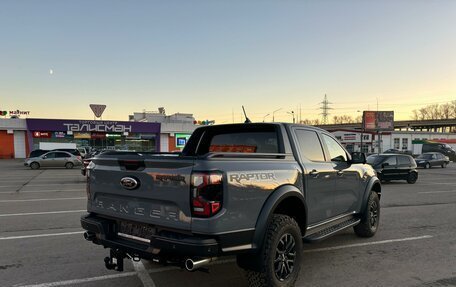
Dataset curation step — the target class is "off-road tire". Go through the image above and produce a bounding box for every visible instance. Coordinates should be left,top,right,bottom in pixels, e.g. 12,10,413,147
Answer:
30,162,40,170
354,191,380,238
245,215,302,287
65,162,74,169
407,172,418,184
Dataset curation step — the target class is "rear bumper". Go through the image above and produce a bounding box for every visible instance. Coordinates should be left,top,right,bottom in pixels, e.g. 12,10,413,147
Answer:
81,214,220,258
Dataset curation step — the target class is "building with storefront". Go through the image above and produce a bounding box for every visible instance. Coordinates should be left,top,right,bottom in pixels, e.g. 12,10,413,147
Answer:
331,129,456,154
0,118,29,158
26,119,161,153
129,109,197,152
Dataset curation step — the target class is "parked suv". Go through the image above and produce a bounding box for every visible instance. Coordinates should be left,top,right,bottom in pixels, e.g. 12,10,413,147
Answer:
415,152,450,168
366,154,418,184
81,123,381,287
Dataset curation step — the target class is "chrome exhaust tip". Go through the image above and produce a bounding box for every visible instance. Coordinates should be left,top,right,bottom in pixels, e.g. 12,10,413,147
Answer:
184,258,216,272
84,231,96,241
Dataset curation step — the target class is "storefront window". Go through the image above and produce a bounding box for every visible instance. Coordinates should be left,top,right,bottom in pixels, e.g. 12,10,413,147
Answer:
402,138,408,150
32,133,156,152
393,138,400,149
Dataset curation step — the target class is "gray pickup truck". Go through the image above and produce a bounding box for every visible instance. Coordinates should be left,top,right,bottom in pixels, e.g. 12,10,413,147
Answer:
81,123,381,287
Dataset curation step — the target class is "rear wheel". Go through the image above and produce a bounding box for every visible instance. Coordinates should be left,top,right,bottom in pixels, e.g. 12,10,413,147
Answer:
65,162,74,169
243,214,302,287
354,191,380,238
407,172,418,184
30,162,40,170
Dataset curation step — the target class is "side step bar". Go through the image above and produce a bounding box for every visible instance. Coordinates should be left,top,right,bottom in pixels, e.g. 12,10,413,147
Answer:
304,218,361,242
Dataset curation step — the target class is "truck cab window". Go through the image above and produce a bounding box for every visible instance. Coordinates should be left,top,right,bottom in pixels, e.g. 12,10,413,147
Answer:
322,134,348,162
295,130,325,162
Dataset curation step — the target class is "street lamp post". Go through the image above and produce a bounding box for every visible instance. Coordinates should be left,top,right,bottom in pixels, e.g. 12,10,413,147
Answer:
287,111,295,123
272,108,282,122
263,113,270,122
357,110,364,153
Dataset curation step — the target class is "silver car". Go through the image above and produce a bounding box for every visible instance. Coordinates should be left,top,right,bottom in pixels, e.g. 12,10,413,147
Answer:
24,151,82,169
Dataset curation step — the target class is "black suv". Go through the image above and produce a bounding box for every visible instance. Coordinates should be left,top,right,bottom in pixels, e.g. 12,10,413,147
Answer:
367,154,418,184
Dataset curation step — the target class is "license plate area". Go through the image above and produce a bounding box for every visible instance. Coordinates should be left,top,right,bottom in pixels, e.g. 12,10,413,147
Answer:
117,221,156,244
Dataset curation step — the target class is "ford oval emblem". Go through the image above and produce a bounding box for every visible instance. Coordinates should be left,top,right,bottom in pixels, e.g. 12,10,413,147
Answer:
120,177,140,190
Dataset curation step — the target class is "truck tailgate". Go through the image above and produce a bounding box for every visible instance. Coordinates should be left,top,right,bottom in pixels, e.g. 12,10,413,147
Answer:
88,157,194,231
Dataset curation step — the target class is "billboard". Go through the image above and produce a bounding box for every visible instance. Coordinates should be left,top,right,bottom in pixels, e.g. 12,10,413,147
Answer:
363,111,394,131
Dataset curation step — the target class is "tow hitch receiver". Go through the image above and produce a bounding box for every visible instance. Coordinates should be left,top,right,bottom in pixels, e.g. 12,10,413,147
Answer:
104,249,126,272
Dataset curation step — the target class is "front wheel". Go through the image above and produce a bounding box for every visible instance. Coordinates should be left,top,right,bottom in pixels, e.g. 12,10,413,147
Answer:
425,163,430,169
30,162,40,170
244,214,303,287
354,191,380,238
407,172,418,184
442,163,447,168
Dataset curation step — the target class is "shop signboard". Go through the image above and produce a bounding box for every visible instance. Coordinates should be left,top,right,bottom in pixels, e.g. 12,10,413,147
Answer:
53,132,67,138
0,109,31,117
91,132,106,139
175,133,192,148
342,133,357,142
33,131,52,138
106,133,121,138
74,132,91,139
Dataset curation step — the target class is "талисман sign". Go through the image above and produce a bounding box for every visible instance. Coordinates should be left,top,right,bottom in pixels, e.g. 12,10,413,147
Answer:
26,119,160,134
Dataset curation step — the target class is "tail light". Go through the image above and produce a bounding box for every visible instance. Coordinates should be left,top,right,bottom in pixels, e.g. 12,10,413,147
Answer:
86,161,95,199
191,172,223,217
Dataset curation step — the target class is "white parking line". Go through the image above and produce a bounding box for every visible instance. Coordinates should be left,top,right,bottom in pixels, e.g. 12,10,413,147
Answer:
0,183,84,188
0,231,84,240
14,235,433,287
16,272,138,287
0,210,86,217
418,190,456,194
418,182,456,185
0,189,84,194
0,197,86,203
133,260,157,287
303,235,433,253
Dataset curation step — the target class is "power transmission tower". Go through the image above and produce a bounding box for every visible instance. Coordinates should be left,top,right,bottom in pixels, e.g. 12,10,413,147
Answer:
319,94,332,124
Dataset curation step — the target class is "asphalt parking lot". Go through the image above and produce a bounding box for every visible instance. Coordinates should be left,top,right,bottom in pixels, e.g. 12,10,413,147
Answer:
1,160,455,287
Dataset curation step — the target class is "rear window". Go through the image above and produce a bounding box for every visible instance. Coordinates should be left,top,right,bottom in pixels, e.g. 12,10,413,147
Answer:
192,125,280,155
209,132,278,153
398,156,411,165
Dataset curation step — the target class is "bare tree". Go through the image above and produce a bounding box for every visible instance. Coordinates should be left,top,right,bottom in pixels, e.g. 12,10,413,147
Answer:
332,115,355,124
411,101,456,120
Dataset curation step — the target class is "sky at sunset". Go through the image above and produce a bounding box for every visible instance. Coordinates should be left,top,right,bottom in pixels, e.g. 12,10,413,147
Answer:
1,0,455,123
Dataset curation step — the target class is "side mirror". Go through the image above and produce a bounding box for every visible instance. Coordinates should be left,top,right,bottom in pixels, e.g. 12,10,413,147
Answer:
382,162,389,168
350,152,366,164
42,156,47,159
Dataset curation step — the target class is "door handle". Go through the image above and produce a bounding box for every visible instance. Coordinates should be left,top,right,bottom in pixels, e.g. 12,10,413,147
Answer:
337,171,344,176
309,169,320,177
